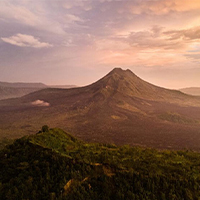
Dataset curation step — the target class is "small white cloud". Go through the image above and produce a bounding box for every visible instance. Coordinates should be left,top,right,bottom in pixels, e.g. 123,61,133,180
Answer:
31,100,50,107
1,34,53,48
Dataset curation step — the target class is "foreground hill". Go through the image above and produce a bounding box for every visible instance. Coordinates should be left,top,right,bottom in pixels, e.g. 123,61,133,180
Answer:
0,68,200,150
0,81,47,100
180,87,200,96
1,127,200,200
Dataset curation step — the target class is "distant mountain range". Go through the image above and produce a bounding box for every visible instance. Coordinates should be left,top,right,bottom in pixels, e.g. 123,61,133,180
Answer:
0,81,76,100
0,68,200,150
49,85,77,89
0,81,47,88
179,87,200,96
0,81,47,100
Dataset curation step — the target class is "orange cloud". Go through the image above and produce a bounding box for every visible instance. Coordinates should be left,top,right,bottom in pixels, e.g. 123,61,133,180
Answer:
173,0,200,12
131,0,200,15
165,26,200,40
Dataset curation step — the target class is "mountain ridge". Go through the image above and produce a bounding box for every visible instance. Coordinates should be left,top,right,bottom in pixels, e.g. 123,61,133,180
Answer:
82,67,200,106
0,81,76,100
0,68,200,150
0,81,47,88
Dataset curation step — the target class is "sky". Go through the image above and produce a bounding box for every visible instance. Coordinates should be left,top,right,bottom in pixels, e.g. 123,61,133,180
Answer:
0,0,200,89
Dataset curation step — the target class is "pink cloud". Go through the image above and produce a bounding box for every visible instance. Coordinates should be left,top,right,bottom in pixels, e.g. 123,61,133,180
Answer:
1,34,53,48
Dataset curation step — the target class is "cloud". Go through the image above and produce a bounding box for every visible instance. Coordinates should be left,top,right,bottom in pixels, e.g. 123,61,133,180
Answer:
64,14,85,25
130,0,200,15
1,34,53,48
0,1,39,26
165,26,200,40
172,0,200,12
125,26,184,50
95,38,129,51
0,0,200,89
185,53,200,60
188,43,200,52
114,25,200,52
0,1,65,35
31,100,50,107
62,1,92,11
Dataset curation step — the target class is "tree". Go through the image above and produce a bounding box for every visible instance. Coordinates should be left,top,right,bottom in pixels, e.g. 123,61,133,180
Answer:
42,125,49,132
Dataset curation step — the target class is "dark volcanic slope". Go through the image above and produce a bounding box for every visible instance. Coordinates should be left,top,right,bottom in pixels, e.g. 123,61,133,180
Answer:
1,68,200,150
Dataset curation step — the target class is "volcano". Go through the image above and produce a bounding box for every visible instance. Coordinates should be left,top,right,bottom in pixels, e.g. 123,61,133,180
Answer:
1,68,200,150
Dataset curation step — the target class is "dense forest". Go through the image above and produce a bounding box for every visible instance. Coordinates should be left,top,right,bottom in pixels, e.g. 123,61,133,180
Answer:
1,127,200,200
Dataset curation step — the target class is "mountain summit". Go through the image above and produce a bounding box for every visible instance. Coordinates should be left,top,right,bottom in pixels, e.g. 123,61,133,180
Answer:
1,68,200,150
88,68,199,105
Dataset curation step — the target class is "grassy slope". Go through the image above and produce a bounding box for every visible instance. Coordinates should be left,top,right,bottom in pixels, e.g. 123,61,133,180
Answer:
1,128,200,199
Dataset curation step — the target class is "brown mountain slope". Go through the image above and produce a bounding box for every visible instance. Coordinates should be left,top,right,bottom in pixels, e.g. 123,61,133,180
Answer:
0,68,200,150
86,68,200,106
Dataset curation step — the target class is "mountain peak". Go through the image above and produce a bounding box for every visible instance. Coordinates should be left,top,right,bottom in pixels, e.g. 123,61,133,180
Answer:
89,68,144,99
103,68,138,83
108,68,133,76
1,67,200,151
90,68,180,101
110,67,124,73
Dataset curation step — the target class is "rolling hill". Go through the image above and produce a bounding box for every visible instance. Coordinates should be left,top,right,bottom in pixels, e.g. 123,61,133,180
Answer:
0,68,200,150
1,127,200,199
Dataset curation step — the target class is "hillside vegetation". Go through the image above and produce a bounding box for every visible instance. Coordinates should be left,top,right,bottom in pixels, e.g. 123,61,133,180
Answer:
1,127,200,199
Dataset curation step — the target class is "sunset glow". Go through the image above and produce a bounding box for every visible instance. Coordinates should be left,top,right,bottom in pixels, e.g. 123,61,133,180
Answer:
0,0,200,88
